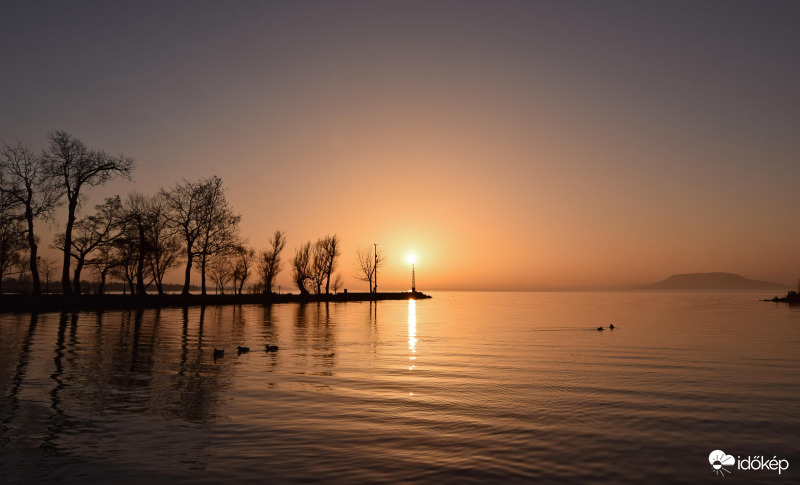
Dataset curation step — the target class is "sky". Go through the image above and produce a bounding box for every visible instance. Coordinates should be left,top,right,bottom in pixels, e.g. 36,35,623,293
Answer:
1,0,799,290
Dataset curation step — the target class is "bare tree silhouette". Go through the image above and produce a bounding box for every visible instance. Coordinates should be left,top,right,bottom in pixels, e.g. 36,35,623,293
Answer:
54,196,124,295
292,241,312,295
90,242,122,295
124,193,153,295
44,131,134,295
232,245,255,294
320,235,340,295
331,273,344,294
37,255,54,294
311,241,327,295
161,178,207,295
195,177,241,295
0,141,60,295
208,256,234,294
143,193,183,295
354,245,385,293
162,175,239,295
258,230,286,295
305,235,343,295
0,207,25,293
111,230,144,294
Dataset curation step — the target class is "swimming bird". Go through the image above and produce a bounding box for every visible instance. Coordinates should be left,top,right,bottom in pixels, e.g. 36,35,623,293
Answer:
265,344,279,352
213,348,225,358
237,346,250,354
609,323,615,330
597,326,604,331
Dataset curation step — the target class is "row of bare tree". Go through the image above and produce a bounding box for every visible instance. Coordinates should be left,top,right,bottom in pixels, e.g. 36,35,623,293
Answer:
0,131,247,295
51,175,243,296
0,131,133,295
2,131,389,296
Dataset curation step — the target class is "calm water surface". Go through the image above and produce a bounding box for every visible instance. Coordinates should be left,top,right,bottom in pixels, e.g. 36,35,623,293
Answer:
1,292,798,484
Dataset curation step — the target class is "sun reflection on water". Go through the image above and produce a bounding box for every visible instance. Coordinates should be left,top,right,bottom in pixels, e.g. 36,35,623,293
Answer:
408,299,417,370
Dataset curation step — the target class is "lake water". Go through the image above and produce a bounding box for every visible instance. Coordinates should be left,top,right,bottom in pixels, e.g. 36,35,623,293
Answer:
1,292,798,484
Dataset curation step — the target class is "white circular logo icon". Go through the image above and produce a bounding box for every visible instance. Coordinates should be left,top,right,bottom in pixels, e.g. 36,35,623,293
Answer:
709,450,735,476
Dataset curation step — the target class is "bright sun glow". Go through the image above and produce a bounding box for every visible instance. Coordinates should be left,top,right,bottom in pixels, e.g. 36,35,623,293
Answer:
407,254,417,265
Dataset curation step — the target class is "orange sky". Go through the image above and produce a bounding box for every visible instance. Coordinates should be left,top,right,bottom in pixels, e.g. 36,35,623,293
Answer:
2,2,799,290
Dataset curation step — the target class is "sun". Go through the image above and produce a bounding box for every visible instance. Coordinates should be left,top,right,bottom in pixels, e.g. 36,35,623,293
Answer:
407,254,417,265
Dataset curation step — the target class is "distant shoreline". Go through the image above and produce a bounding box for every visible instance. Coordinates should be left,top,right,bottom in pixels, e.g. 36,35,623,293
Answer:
0,291,432,314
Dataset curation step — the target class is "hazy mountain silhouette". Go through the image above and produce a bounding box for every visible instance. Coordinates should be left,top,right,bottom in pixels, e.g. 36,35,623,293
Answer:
640,272,787,290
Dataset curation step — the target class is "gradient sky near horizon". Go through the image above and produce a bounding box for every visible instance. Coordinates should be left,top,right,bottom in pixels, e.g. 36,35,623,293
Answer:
2,1,799,290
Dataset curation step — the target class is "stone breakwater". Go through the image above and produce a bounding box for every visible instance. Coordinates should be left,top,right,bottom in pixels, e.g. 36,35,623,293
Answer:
0,291,432,313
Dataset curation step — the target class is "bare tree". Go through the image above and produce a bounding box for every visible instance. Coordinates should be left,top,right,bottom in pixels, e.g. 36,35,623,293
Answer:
54,196,124,295
0,141,60,295
258,230,286,295
208,254,235,294
93,193,167,296
310,240,328,295
143,193,183,295
162,175,239,295
162,178,206,295
304,235,342,295
195,177,241,295
232,245,255,294
89,242,123,295
354,245,385,293
44,131,134,295
123,193,152,295
0,211,25,294
292,241,313,295
110,233,141,294
320,235,340,295
331,273,344,294
37,256,54,294
354,246,374,292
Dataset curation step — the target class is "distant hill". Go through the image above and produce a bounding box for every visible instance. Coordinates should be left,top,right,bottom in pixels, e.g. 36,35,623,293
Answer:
640,272,788,291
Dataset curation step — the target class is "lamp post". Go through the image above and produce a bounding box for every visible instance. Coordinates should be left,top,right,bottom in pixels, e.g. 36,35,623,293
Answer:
407,254,416,292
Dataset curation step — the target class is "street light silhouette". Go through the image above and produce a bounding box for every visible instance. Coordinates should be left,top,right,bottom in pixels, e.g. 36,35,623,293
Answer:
407,254,416,292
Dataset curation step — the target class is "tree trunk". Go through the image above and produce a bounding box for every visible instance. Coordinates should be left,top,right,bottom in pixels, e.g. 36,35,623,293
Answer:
200,253,207,296
263,269,272,295
181,246,193,295
136,226,146,295
73,258,84,295
61,200,78,295
98,271,107,295
25,207,41,296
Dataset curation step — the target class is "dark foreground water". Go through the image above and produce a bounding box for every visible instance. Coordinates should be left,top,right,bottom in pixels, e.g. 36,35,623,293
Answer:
1,292,798,484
